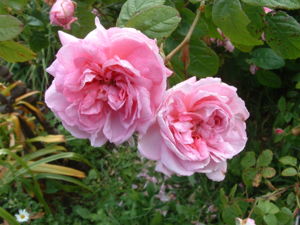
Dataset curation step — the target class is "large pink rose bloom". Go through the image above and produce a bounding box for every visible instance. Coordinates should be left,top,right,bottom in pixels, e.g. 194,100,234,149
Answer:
138,77,249,181
50,0,77,30
45,18,171,146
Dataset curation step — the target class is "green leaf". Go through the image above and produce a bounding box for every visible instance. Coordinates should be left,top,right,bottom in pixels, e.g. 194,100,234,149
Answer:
257,200,280,214
241,151,256,168
279,156,297,167
265,11,300,59
125,5,181,39
257,149,273,167
264,214,278,225
262,167,276,178
222,204,243,225
0,15,23,41
72,2,96,38
250,48,285,70
242,167,257,187
15,152,90,178
35,173,92,191
29,31,49,52
150,212,163,225
0,40,36,62
188,40,219,77
117,0,165,27
219,188,228,206
2,0,28,11
229,184,237,199
241,0,300,10
277,97,286,111
24,146,66,161
276,207,293,225
74,206,92,219
281,167,297,176
0,207,20,225
256,70,281,88
242,4,264,40
0,2,8,14
212,0,262,46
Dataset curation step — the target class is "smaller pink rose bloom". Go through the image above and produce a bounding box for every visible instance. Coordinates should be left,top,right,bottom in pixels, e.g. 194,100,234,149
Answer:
275,128,284,134
263,7,273,14
50,0,77,30
236,218,256,225
138,77,249,181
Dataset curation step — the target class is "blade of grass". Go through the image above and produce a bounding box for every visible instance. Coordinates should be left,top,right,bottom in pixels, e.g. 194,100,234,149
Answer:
0,207,20,225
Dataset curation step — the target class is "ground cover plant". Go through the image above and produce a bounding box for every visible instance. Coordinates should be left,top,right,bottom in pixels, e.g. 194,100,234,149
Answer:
0,0,300,224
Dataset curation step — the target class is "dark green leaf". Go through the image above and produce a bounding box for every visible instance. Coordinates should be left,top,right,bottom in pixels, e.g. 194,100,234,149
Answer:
242,167,257,187
256,70,282,88
29,31,49,52
117,0,165,27
212,0,262,46
35,173,92,191
222,204,242,225
0,15,23,41
72,2,95,38
241,151,256,168
241,0,300,9
276,207,293,224
242,4,264,40
250,48,285,69
188,40,219,77
150,212,163,225
265,12,300,59
0,40,36,62
264,214,278,225
125,5,181,39
277,97,286,111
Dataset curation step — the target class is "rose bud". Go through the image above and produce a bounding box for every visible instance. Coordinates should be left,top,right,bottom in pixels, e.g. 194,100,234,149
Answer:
50,0,77,30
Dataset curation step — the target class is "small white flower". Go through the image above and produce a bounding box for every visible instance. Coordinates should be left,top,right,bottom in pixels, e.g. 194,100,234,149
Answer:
15,209,30,223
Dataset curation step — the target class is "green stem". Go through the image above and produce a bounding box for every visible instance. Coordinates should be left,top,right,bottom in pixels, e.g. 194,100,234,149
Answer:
164,2,203,63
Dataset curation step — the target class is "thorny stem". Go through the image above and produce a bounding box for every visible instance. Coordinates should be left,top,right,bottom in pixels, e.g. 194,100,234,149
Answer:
248,186,292,218
164,2,204,63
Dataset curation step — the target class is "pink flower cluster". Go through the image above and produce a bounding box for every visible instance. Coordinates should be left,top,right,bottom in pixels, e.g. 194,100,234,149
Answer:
45,18,249,181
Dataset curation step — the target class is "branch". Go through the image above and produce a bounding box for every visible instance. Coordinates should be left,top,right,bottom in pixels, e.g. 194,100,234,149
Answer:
164,4,203,63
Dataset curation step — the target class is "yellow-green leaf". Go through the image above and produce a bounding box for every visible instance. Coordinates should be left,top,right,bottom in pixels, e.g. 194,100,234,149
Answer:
0,40,35,62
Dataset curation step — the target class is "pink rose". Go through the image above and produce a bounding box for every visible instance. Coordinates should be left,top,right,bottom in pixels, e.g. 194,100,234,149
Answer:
236,218,256,225
274,128,284,134
50,0,77,30
45,18,171,146
138,77,249,181
263,7,273,14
